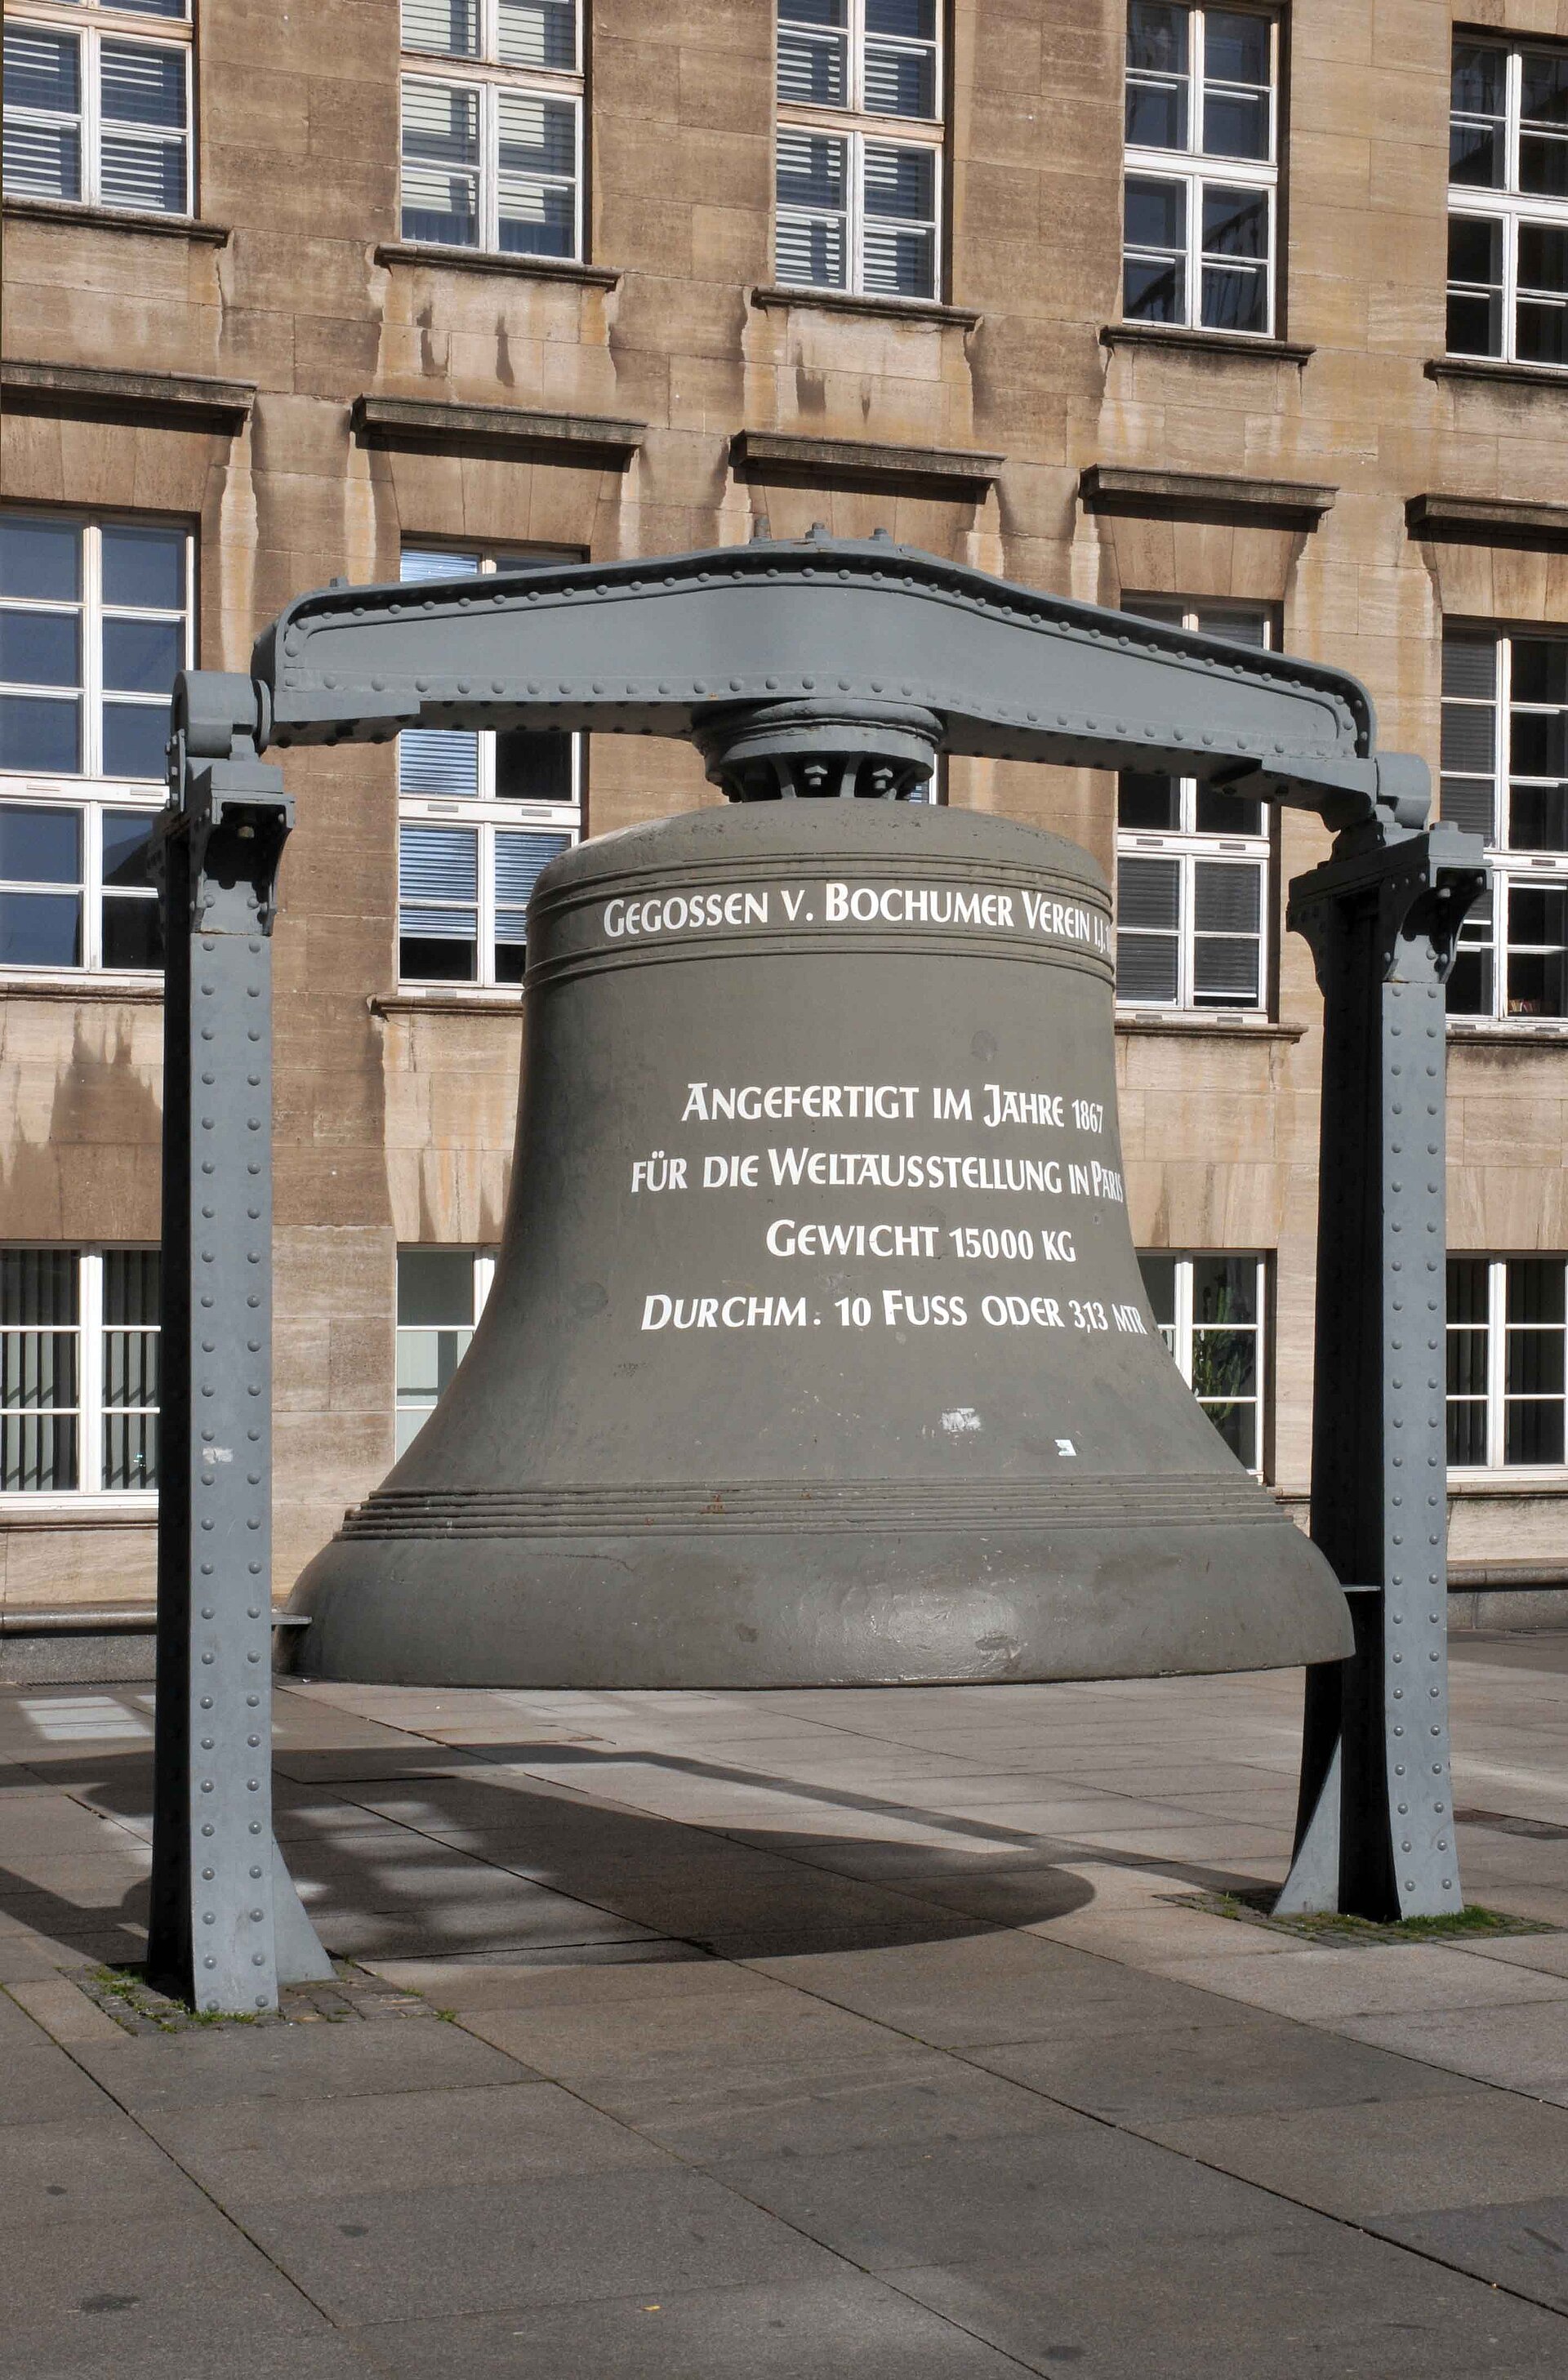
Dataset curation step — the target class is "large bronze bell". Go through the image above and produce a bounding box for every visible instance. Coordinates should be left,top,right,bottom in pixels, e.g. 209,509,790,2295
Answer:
290,793,1351,1686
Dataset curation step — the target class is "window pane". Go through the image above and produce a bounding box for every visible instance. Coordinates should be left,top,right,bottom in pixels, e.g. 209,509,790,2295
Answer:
1205,11,1269,87
101,616,181,696
400,727,481,798
1447,288,1503,357
0,611,80,688
1125,174,1185,250
100,42,186,128
1201,1397,1257,1466
0,516,80,603
102,896,163,972
1447,1399,1488,1466
864,41,935,118
1193,785,1263,834
0,892,82,967
777,211,847,288
104,1248,160,1328
403,78,480,243
1447,214,1500,288
400,824,479,901
1512,638,1568,702
102,702,169,780
779,28,848,106
1441,701,1496,772
1505,1399,1565,1463
1440,776,1495,839
1,1248,78,1326
1193,861,1260,932
866,2,936,36
1442,633,1497,700
1118,772,1181,830
1509,783,1568,851
398,1248,476,1328
402,0,479,56
1118,855,1180,928
1127,2,1189,76
3,28,81,116
1446,945,1493,1017
862,140,935,220
1452,42,1505,122
782,0,849,21
1136,1252,1178,1339
1447,1328,1488,1398
101,809,158,890
1448,1256,1490,1326
1202,183,1266,256
101,523,186,612
498,0,577,70
1204,91,1268,162
0,804,81,883
102,1412,157,1491
1506,1329,1565,1397
1191,1255,1258,1326
1516,301,1568,367
0,693,81,772
2,114,82,204
494,826,569,910
1126,80,1187,149
495,727,573,803
1518,220,1568,293
1521,48,1568,125
777,128,846,211
400,547,482,584
1520,133,1568,199
1507,1260,1566,1326
399,931,476,980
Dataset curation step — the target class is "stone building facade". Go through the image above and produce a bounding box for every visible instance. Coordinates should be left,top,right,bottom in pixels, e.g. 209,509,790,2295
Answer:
2,0,1566,1657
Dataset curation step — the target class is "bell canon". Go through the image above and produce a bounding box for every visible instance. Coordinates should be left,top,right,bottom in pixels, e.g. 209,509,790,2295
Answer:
288,799,1352,1687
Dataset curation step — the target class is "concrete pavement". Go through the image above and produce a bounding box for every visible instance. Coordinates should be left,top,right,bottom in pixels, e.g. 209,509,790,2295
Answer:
2,1633,1566,2376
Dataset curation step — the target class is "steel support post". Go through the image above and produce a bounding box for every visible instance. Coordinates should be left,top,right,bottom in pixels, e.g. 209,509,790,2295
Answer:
149,686,330,2010
1277,824,1486,1920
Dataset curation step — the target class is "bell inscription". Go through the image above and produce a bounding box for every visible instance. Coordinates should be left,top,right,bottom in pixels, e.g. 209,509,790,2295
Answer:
289,802,1352,1688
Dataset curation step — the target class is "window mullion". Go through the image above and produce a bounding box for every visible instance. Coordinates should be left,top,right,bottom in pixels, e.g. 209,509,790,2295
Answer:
1255,1253,1268,1470
1508,46,1521,195
1180,848,1196,1008
1191,6,1205,159
1487,1257,1508,1467
84,802,104,971
479,820,496,986
83,521,103,779
80,1249,104,1496
484,79,499,252
82,25,101,209
1177,1257,1195,1387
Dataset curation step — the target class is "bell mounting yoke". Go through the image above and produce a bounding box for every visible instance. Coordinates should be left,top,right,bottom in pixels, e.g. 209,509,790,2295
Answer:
150,530,1486,2011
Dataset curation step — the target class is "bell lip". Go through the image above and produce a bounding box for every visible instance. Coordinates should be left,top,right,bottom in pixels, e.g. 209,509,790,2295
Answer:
283,1519,1355,1691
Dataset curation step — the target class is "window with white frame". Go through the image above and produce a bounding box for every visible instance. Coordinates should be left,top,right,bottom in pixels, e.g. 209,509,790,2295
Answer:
1122,1,1278,336
1115,601,1273,1012
399,0,582,259
1449,37,1568,368
1441,625,1568,1023
774,2,942,300
398,547,581,986
396,1247,496,1454
1,1248,159,1497
1138,1250,1267,1472
2,1,192,217
1,510,190,976
1447,1256,1566,1468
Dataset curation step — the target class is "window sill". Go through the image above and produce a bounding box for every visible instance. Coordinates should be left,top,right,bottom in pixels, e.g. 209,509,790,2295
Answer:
1101,322,1314,366
1425,354,1568,395
2,358,254,429
2,197,229,245
0,975,163,1004
0,1499,157,1530
1447,1020,1568,1045
751,284,982,331
1447,1471,1568,1498
372,990,523,1017
375,242,619,289
1116,1013,1305,1042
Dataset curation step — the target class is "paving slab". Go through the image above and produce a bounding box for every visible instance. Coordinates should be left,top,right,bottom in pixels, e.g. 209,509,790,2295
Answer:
355,2273,1033,2379
140,2076,670,2204
1145,1943,1568,2021
2,2036,123,2126
1141,2091,1568,2221
0,2111,212,2229
890,2226,1568,2378
1332,2000,1568,2098
972,2011,1490,2124
234,2165,849,2324
1374,2195,1568,2316
69,2009,535,2113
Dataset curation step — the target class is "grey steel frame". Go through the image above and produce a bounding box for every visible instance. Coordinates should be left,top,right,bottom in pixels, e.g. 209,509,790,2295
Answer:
149,534,1483,2008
